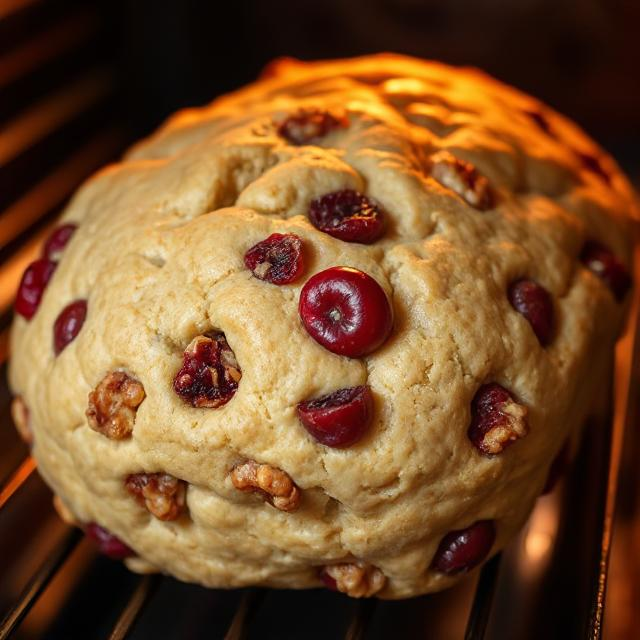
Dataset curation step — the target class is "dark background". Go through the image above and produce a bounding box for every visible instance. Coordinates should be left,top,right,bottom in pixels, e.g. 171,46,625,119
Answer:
117,0,640,175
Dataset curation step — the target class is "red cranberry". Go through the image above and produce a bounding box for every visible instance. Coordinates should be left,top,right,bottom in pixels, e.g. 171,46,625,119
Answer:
297,386,373,448
173,333,241,408
85,523,134,559
468,383,528,456
299,267,393,358
319,569,338,591
244,233,304,284
53,300,87,354
508,279,554,346
43,223,77,261
15,259,56,320
577,151,610,184
308,190,385,244
580,241,631,302
542,442,570,495
431,520,496,575
278,109,347,145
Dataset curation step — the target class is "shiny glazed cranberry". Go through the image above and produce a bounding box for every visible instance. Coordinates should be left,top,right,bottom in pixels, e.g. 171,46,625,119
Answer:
244,233,304,284
297,386,373,447
542,442,570,495
432,520,496,575
173,333,241,408
468,383,528,456
43,223,77,260
308,190,385,244
299,267,393,358
278,109,346,145
85,523,134,559
15,259,56,320
580,241,631,302
53,300,87,354
508,279,554,346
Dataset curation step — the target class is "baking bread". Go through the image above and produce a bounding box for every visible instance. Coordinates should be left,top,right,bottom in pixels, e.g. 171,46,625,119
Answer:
9,54,637,599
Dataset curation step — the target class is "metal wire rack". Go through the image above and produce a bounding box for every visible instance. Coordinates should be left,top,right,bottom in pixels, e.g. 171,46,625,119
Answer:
0,1,638,638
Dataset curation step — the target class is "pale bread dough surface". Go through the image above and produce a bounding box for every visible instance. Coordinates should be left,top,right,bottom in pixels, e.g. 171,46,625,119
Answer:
9,54,638,598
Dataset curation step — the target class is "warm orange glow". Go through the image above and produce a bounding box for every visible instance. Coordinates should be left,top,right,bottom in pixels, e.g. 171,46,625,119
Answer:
517,494,561,580
0,456,36,511
0,0,40,20
524,530,553,563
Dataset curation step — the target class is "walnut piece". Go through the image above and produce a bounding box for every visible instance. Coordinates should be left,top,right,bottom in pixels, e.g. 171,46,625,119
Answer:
125,472,187,521
480,398,528,454
430,150,493,210
323,562,387,598
86,371,145,439
11,396,32,446
230,460,300,512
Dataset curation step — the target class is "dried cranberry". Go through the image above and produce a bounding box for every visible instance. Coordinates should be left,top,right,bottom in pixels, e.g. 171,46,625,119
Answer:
297,386,373,448
244,233,304,284
542,442,570,495
299,267,393,358
15,259,56,320
468,383,528,456
508,279,554,346
278,109,346,145
577,151,610,184
43,223,77,261
431,520,496,575
53,300,87,354
580,241,631,302
308,190,385,244
85,523,134,559
173,333,241,408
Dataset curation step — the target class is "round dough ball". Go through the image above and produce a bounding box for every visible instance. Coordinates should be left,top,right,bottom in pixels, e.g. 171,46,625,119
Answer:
9,54,637,598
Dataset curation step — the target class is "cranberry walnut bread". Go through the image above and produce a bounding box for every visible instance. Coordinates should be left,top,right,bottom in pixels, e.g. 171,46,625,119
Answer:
9,54,637,599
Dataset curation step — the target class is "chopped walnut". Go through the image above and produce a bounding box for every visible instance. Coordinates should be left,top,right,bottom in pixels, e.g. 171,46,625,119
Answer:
468,383,529,456
125,472,187,521
11,396,32,446
173,333,241,408
277,109,347,145
230,460,300,512
322,562,387,598
481,399,528,454
86,371,146,439
430,150,493,210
